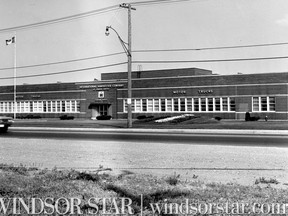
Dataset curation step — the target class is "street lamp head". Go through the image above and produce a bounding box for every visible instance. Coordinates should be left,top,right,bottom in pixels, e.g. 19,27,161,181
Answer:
105,26,110,36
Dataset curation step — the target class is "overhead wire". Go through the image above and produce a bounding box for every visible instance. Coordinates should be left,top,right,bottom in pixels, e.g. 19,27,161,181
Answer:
0,62,127,80
1,54,288,80
0,5,121,33
133,55,288,64
133,42,288,53
1,41,288,70
0,52,125,71
130,0,209,7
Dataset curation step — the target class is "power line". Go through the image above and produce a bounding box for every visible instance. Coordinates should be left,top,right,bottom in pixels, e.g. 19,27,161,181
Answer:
0,62,127,80
2,41,288,71
0,5,120,33
0,52,125,71
133,42,288,53
133,55,288,64
130,0,209,6
1,55,287,80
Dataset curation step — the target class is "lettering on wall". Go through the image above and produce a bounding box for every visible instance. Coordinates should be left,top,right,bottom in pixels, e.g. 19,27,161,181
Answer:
173,90,186,94
31,95,41,98
198,90,213,94
79,84,124,89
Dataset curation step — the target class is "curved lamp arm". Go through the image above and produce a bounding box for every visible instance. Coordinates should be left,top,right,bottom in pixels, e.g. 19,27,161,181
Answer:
105,26,131,57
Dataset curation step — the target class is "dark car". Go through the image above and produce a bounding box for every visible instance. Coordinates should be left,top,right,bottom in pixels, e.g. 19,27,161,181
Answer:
0,116,13,133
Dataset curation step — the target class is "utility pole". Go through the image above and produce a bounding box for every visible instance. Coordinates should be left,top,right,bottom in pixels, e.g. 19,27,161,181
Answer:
120,3,136,128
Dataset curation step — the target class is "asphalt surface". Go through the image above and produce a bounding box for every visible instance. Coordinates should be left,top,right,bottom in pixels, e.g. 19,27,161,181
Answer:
3,127,288,147
1,131,288,186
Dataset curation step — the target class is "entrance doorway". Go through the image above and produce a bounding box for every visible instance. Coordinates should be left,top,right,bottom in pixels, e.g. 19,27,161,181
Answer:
89,103,111,120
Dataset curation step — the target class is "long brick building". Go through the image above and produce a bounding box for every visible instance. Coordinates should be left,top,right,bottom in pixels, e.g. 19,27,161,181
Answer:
0,67,287,120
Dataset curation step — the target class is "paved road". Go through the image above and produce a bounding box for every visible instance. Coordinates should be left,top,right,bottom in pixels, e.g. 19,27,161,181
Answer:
1,128,288,186
2,128,288,147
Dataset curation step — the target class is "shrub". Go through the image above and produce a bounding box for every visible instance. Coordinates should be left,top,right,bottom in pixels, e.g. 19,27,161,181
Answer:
137,115,147,120
96,115,112,120
255,177,279,184
166,173,180,186
250,116,260,121
59,115,74,120
245,112,250,121
214,116,222,121
139,116,168,123
245,112,260,121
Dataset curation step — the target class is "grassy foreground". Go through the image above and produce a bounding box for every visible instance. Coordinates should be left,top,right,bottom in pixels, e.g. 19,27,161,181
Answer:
1,165,288,215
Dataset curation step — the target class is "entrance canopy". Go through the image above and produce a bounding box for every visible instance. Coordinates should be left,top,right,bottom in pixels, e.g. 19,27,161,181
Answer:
88,102,110,109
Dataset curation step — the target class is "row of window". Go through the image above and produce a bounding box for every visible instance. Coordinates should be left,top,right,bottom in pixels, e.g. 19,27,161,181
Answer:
123,97,236,113
252,97,275,112
0,100,80,113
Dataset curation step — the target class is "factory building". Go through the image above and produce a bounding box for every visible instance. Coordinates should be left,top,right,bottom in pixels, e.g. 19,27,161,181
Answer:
0,67,287,120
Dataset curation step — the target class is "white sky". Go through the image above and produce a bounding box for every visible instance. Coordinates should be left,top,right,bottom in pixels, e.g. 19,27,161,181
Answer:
0,0,288,85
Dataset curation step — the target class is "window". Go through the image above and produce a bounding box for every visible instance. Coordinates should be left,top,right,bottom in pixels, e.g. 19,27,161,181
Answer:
174,98,179,111
8,102,12,113
121,96,238,113
16,102,20,113
56,101,61,112
222,98,228,111
71,101,76,112
253,97,259,111
20,102,25,113
62,101,65,112
167,99,172,111
208,98,213,111
77,101,80,112
142,99,147,112
161,99,166,111
269,97,275,111
123,99,127,112
66,101,71,112
43,101,47,112
194,98,199,111
180,98,185,111
147,99,153,112
215,98,221,111
187,98,192,111
252,96,275,112
38,101,43,112
52,101,56,112
200,98,206,112
261,97,267,111
154,99,160,112
230,97,236,111
135,99,141,112
47,101,51,112
131,100,135,112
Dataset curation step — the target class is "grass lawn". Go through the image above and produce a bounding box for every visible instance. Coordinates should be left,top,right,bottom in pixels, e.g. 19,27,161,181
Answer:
12,118,288,130
1,165,288,215
133,119,288,130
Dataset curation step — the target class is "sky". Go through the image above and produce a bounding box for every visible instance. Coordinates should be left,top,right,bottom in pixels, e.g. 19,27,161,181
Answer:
0,0,288,86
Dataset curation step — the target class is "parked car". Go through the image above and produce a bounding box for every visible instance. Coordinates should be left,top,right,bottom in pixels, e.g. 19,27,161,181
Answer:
0,116,13,133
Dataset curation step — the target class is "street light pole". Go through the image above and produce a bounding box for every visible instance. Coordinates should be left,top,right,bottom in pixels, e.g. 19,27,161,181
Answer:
126,3,133,128
106,3,135,128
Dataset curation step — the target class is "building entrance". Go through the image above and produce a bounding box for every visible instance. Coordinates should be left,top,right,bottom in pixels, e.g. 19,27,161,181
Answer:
89,103,111,120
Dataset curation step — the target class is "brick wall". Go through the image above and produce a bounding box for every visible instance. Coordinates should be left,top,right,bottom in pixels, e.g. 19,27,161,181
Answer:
101,68,212,80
